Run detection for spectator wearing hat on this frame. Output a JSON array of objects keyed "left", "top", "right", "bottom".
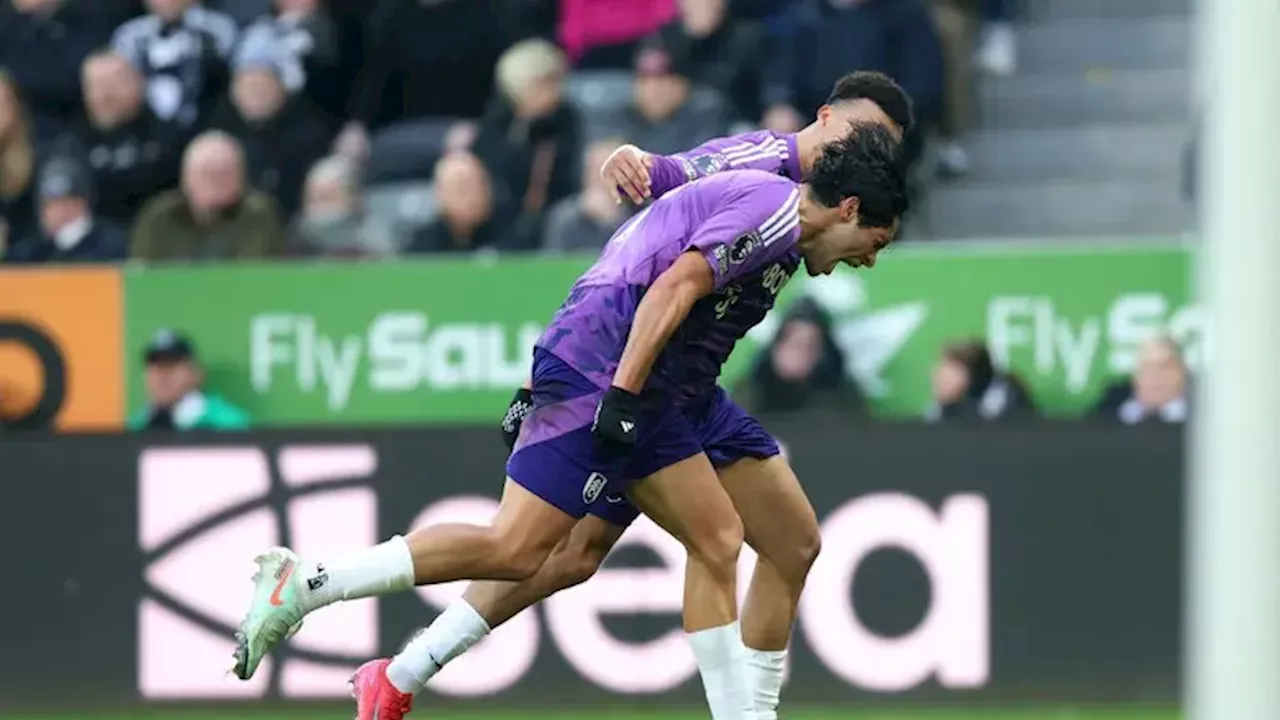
[
  {"left": 595, "top": 39, "right": 731, "bottom": 156},
  {"left": 130, "top": 130, "right": 286, "bottom": 260},
  {"left": 211, "top": 47, "right": 330, "bottom": 218},
  {"left": 237, "top": 0, "right": 361, "bottom": 134},
  {"left": 59, "top": 50, "right": 184, "bottom": 227},
  {"left": 4, "top": 156, "right": 127, "bottom": 263},
  {"left": 130, "top": 329, "right": 251, "bottom": 431}
]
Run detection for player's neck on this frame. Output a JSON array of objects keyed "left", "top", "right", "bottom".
[
  {"left": 794, "top": 125, "right": 822, "bottom": 175},
  {"left": 795, "top": 189, "right": 822, "bottom": 245}
]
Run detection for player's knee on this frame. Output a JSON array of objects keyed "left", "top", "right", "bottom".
[
  {"left": 551, "top": 547, "right": 606, "bottom": 591},
  {"left": 489, "top": 533, "right": 555, "bottom": 580},
  {"left": 687, "top": 514, "right": 745, "bottom": 573}
]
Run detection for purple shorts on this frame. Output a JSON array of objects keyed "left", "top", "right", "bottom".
[{"left": 506, "top": 349, "right": 780, "bottom": 526}]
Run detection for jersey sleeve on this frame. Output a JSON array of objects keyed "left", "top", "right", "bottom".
[
  {"left": 686, "top": 181, "right": 801, "bottom": 290},
  {"left": 647, "top": 131, "right": 792, "bottom": 199}
]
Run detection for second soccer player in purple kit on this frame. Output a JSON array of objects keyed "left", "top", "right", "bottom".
[{"left": 231, "top": 73, "right": 911, "bottom": 720}]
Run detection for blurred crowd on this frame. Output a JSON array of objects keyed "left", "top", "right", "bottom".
[
  {"left": 737, "top": 299, "right": 1192, "bottom": 426},
  {"left": 0, "top": 0, "right": 1019, "bottom": 263}
]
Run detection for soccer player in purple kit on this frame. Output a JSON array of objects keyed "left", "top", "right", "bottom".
[
  {"left": 231, "top": 124, "right": 907, "bottom": 720},
  {"left": 343, "top": 71, "right": 914, "bottom": 720}
]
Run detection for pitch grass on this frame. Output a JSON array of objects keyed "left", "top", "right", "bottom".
[{"left": 10, "top": 708, "right": 1182, "bottom": 720}]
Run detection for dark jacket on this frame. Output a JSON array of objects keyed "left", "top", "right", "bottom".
[
  {"left": 651, "top": 18, "right": 768, "bottom": 123},
  {"left": 472, "top": 98, "right": 584, "bottom": 220},
  {"left": 58, "top": 108, "right": 184, "bottom": 226},
  {"left": 211, "top": 97, "right": 332, "bottom": 219},
  {"left": 736, "top": 298, "right": 865, "bottom": 415},
  {"left": 0, "top": 0, "right": 118, "bottom": 143},
  {"left": 5, "top": 219, "right": 127, "bottom": 263},
  {"left": 349, "top": 0, "right": 512, "bottom": 129},
  {"left": 130, "top": 188, "right": 286, "bottom": 260},
  {"left": 1090, "top": 379, "right": 1190, "bottom": 425},
  {"left": 0, "top": 186, "right": 36, "bottom": 254}
]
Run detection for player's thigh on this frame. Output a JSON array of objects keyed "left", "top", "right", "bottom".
[
  {"left": 628, "top": 452, "right": 743, "bottom": 564},
  {"left": 491, "top": 478, "right": 581, "bottom": 560},
  {"left": 719, "top": 455, "right": 821, "bottom": 572}
]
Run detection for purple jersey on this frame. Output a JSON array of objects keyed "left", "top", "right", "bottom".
[
  {"left": 537, "top": 169, "right": 803, "bottom": 405},
  {"left": 647, "top": 130, "right": 803, "bottom": 200}
]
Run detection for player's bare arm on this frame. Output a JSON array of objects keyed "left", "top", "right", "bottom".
[
  {"left": 601, "top": 144, "right": 654, "bottom": 205},
  {"left": 611, "top": 251, "right": 715, "bottom": 392}
]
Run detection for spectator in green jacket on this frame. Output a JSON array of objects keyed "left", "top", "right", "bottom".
[{"left": 130, "top": 328, "right": 250, "bottom": 431}]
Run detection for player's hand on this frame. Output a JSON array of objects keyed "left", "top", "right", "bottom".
[
  {"left": 592, "top": 386, "right": 640, "bottom": 454},
  {"left": 600, "top": 144, "right": 654, "bottom": 206},
  {"left": 501, "top": 387, "right": 534, "bottom": 450}
]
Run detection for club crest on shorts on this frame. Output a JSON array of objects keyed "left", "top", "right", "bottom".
[
  {"left": 582, "top": 472, "right": 608, "bottom": 504},
  {"left": 729, "top": 232, "right": 761, "bottom": 264}
]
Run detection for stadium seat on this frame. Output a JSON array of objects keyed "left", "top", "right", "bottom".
[
  {"left": 364, "top": 181, "right": 439, "bottom": 247},
  {"left": 364, "top": 118, "right": 458, "bottom": 186},
  {"left": 564, "top": 71, "right": 633, "bottom": 114}
]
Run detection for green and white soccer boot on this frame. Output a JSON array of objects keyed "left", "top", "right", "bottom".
[{"left": 232, "top": 547, "right": 307, "bottom": 680}]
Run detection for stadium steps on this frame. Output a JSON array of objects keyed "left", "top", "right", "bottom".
[
  {"left": 963, "top": 121, "right": 1188, "bottom": 182},
  {"left": 1018, "top": 16, "right": 1191, "bottom": 75},
  {"left": 917, "top": 177, "right": 1193, "bottom": 239},
  {"left": 922, "top": 0, "right": 1193, "bottom": 239},
  {"left": 1024, "top": 0, "right": 1190, "bottom": 21},
  {"left": 979, "top": 68, "right": 1190, "bottom": 129}
]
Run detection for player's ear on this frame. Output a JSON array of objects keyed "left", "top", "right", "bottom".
[
  {"left": 840, "top": 196, "right": 860, "bottom": 223},
  {"left": 816, "top": 104, "right": 832, "bottom": 126}
]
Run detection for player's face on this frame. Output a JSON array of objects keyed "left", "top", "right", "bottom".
[
  {"left": 819, "top": 99, "right": 903, "bottom": 142},
  {"left": 802, "top": 216, "right": 897, "bottom": 276}
]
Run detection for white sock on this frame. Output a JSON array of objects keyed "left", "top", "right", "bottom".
[
  {"left": 386, "top": 599, "right": 492, "bottom": 694},
  {"left": 687, "top": 621, "right": 756, "bottom": 720},
  {"left": 298, "top": 535, "right": 416, "bottom": 612},
  {"left": 745, "top": 648, "right": 787, "bottom": 720}
]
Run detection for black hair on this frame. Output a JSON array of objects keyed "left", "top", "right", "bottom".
[
  {"left": 805, "top": 121, "right": 909, "bottom": 228},
  {"left": 826, "top": 71, "right": 915, "bottom": 133}
]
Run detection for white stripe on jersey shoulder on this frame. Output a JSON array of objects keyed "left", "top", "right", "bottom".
[
  {"left": 727, "top": 137, "right": 789, "bottom": 167},
  {"left": 758, "top": 187, "right": 801, "bottom": 246}
]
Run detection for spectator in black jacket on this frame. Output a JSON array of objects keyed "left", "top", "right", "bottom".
[
  {"left": 212, "top": 51, "right": 330, "bottom": 218},
  {"left": 61, "top": 50, "right": 183, "bottom": 226},
  {"left": 5, "top": 155, "right": 127, "bottom": 262},
  {"left": 0, "top": 0, "right": 118, "bottom": 145},
  {"left": 1091, "top": 335, "right": 1190, "bottom": 425},
  {"left": 649, "top": 0, "right": 768, "bottom": 123},
  {"left": 112, "top": 0, "right": 239, "bottom": 129},
  {"left": 408, "top": 151, "right": 514, "bottom": 254},
  {"left": 926, "top": 338, "right": 1034, "bottom": 422},
  {"left": 332, "top": 0, "right": 510, "bottom": 159},
  {"left": 471, "top": 38, "right": 583, "bottom": 249}
]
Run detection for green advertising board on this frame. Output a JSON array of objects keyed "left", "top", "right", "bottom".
[{"left": 124, "top": 241, "right": 1198, "bottom": 425}]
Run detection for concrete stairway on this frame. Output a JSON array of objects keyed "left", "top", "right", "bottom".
[{"left": 914, "top": 0, "right": 1194, "bottom": 239}]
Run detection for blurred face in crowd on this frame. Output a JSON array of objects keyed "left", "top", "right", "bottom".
[
  {"left": 83, "top": 54, "right": 144, "bottom": 130},
  {"left": 1133, "top": 337, "right": 1186, "bottom": 408},
  {"left": 435, "top": 152, "right": 492, "bottom": 232},
  {"left": 680, "top": 0, "right": 726, "bottom": 37},
  {"left": 303, "top": 168, "right": 356, "bottom": 221},
  {"left": 635, "top": 72, "right": 689, "bottom": 123},
  {"left": 146, "top": 0, "right": 191, "bottom": 21},
  {"left": 182, "top": 135, "right": 245, "bottom": 218},
  {"left": 817, "top": 99, "right": 903, "bottom": 144},
  {"left": 932, "top": 352, "right": 970, "bottom": 404},
  {"left": 771, "top": 320, "right": 823, "bottom": 383},
  {"left": 276, "top": 0, "right": 318, "bottom": 15},
  {"left": 145, "top": 359, "right": 201, "bottom": 408},
  {"left": 12, "top": 0, "right": 60, "bottom": 14},
  {"left": 39, "top": 196, "right": 89, "bottom": 236},
  {"left": 515, "top": 71, "right": 564, "bottom": 121},
  {"left": 232, "top": 69, "right": 287, "bottom": 122}
]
